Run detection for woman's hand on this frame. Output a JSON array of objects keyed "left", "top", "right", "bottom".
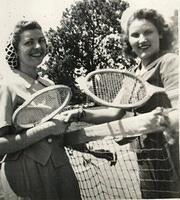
[
  {"left": 60, "top": 109, "right": 81, "bottom": 123},
  {"left": 48, "top": 114, "right": 69, "bottom": 135},
  {"left": 153, "top": 107, "right": 178, "bottom": 145}
]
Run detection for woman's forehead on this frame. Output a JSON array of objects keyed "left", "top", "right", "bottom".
[
  {"left": 128, "top": 19, "right": 157, "bottom": 31},
  {"left": 20, "top": 29, "right": 44, "bottom": 40}
]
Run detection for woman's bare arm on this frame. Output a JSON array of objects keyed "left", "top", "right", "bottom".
[
  {"left": 0, "top": 119, "right": 67, "bottom": 155},
  {"left": 63, "top": 106, "right": 125, "bottom": 124}
]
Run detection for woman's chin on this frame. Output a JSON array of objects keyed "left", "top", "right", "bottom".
[{"left": 31, "top": 58, "right": 44, "bottom": 66}]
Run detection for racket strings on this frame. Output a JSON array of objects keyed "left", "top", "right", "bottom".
[
  {"left": 15, "top": 88, "right": 70, "bottom": 126},
  {"left": 123, "top": 77, "right": 146, "bottom": 104},
  {"left": 89, "top": 73, "right": 123, "bottom": 102},
  {"left": 88, "top": 72, "right": 146, "bottom": 105}
]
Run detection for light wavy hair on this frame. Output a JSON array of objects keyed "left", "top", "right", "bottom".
[{"left": 121, "top": 8, "right": 174, "bottom": 57}]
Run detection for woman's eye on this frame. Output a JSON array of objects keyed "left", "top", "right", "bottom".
[
  {"left": 130, "top": 33, "right": 139, "bottom": 38},
  {"left": 144, "top": 30, "right": 153, "bottom": 35},
  {"left": 24, "top": 40, "right": 33, "bottom": 46}
]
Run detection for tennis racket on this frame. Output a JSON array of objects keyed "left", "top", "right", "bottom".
[
  {"left": 64, "top": 108, "right": 177, "bottom": 146},
  {"left": 78, "top": 69, "right": 165, "bottom": 109},
  {"left": 12, "top": 85, "right": 72, "bottom": 129}
]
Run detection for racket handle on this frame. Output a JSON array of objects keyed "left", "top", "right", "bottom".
[
  {"left": 64, "top": 108, "right": 178, "bottom": 146},
  {"left": 163, "top": 129, "right": 176, "bottom": 145},
  {"left": 162, "top": 108, "right": 178, "bottom": 145}
]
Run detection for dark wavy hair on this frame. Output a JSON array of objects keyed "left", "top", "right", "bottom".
[
  {"left": 12, "top": 20, "right": 42, "bottom": 51},
  {"left": 5, "top": 20, "right": 44, "bottom": 69},
  {"left": 124, "top": 8, "right": 174, "bottom": 58}
]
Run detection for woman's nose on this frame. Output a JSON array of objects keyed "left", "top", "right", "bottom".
[
  {"left": 139, "top": 34, "right": 147, "bottom": 43},
  {"left": 34, "top": 42, "right": 41, "bottom": 49}
]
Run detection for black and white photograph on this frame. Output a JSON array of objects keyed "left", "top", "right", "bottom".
[{"left": 0, "top": 0, "right": 179, "bottom": 199}]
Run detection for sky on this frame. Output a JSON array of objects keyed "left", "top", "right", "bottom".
[{"left": 0, "top": 0, "right": 179, "bottom": 69}]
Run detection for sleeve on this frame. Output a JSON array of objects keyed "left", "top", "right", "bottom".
[
  {"left": 0, "top": 83, "right": 16, "bottom": 129},
  {"left": 159, "top": 53, "right": 179, "bottom": 108}
]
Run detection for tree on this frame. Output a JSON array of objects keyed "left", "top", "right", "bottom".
[
  {"left": 44, "top": 0, "right": 134, "bottom": 104},
  {"left": 169, "top": 9, "right": 178, "bottom": 54}
]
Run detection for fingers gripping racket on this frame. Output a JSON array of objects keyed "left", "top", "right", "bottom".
[
  {"left": 12, "top": 85, "right": 72, "bottom": 128},
  {"left": 79, "top": 69, "right": 165, "bottom": 109}
]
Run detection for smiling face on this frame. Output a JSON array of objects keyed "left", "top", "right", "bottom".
[
  {"left": 17, "top": 29, "right": 47, "bottom": 70},
  {"left": 128, "top": 19, "right": 161, "bottom": 66}
]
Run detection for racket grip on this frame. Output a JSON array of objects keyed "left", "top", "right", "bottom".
[
  {"left": 161, "top": 108, "right": 178, "bottom": 145},
  {"left": 64, "top": 111, "right": 164, "bottom": 146},
  {"left": 163, "top": 130, "right": 176, "bottom": 145},
  {"left": 64, "top": 108, "right": 178, "bottom": 146}
]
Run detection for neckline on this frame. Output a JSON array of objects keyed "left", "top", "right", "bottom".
[{"left": 13, "top": 69, "right": 39, "bottom": 89}]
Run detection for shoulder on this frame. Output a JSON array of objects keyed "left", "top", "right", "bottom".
[
  {"left": 0, "top": 71, "right": 28, "bottom": 99},
  {"left": 160, "top": 53, "right": 178, "bottom": 60},
  {"left": 158, "top": 53, "right": 178, "bottom": 68},
  {"left": 0, "top": 70, "right": 16, "bottom": 90},
  {"left": 0, "top": 78, "right": 18, "bottom": 100},
  {"left": 158, "top": 53, "right": 179, "bottom": 105},
  {"left": 0, "top": 79, "right": 18, "bottom": 110},
  {"left": 156, "top": 53, "right": 179, "bottom": 78},
  {"left": 2, "top": 69, "right": 22, "bottom": 84}
]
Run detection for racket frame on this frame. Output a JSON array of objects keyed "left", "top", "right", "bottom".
[
  {"left": 81, "top": 69, "right": 165, "bottom": 109},
  {"left": 12, "top": 85, "right": 72, "bottom": 128}
]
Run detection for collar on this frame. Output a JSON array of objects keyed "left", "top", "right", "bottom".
[
  {"left": 12, "top": 70, "right": 54, "bottom": 88},
  {"left": 13, "top": 69, "right": 36, "bottom": 89},
  {"left": 133, "top": 54, "right": 166, "bottom": 74}
]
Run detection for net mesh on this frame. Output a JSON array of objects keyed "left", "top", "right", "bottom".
[
  {"left": 87, "top": 72, "right": 146, "bottom": 105},
  {"left": 66, "top": 119, "right": 179, "bottom": 199},
  {"left": 62, "top": 69, "right": 179, "bottom": 198},
  {"left": 15, "top": 87, "right": 70, "bottom": 126},
  {"left": 9, "top": 79, "right": 179, "bottom": 199},
  {"left": 66, "top": 138, "right": 141, "bottom": 199}
]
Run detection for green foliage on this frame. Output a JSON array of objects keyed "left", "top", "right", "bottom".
[{"left": 44, "top": 0, "right": 135, "bottom": 104}]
